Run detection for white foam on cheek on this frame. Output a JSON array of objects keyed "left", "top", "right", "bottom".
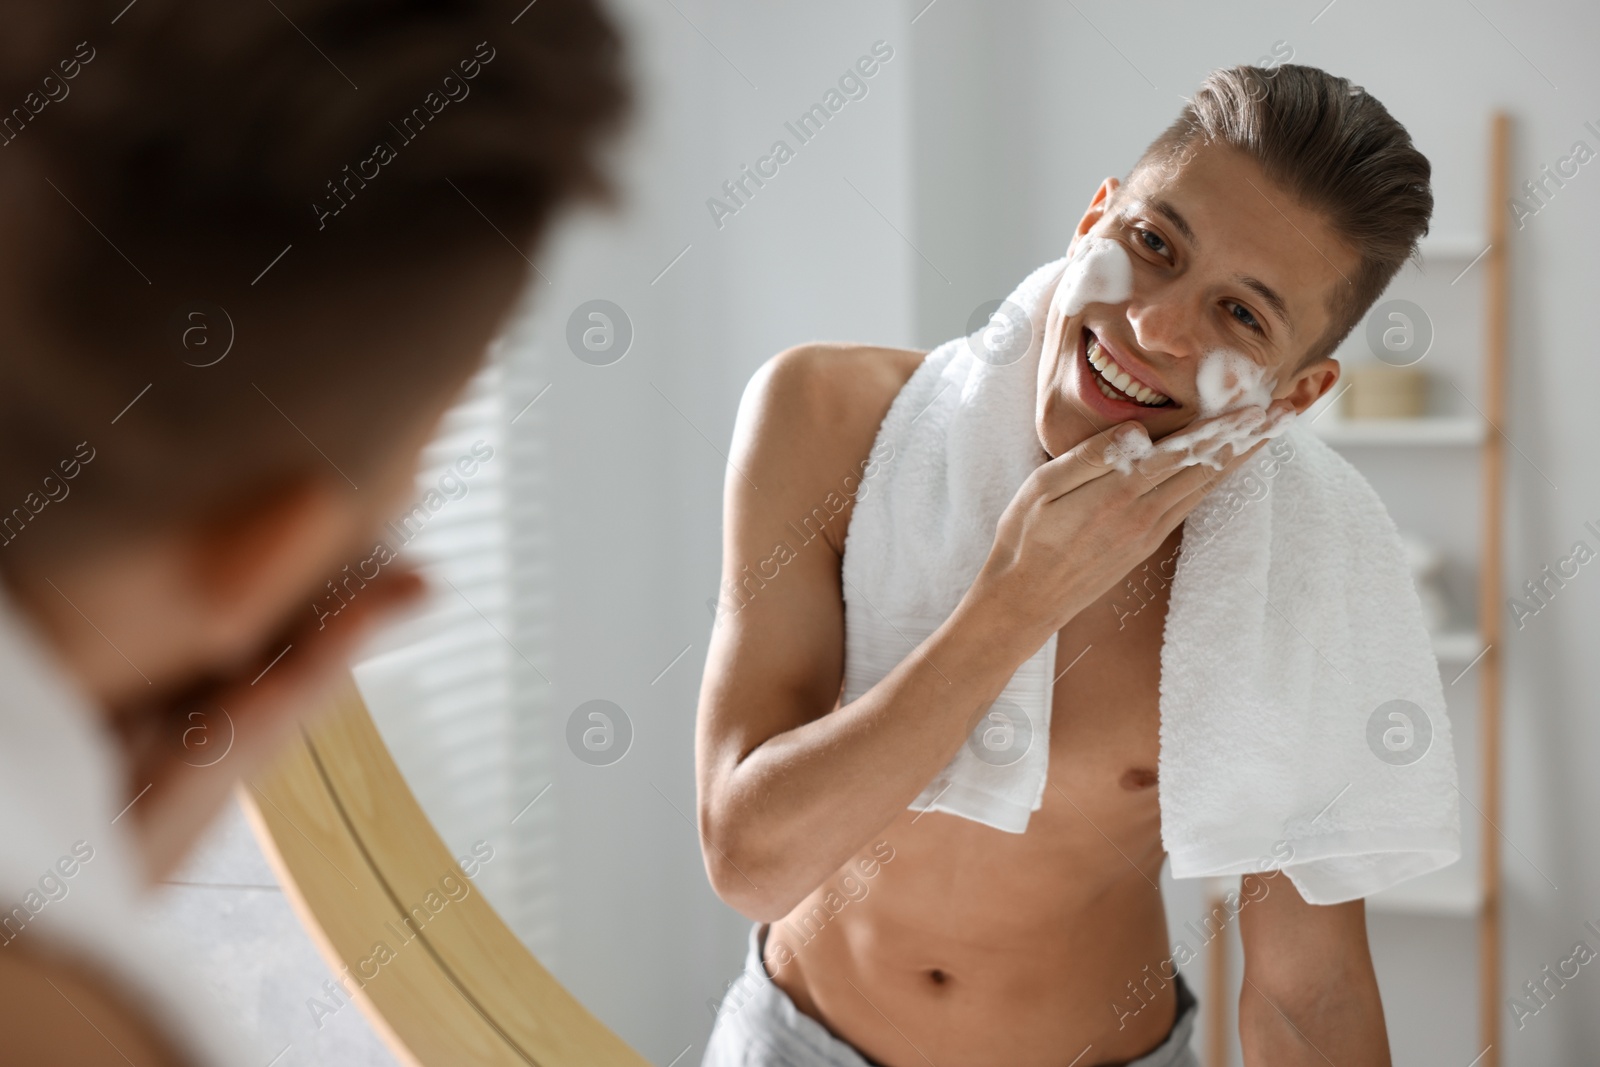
[
  {"left": 1058, "top": 236, "right": 1134, "bottom": 317},
  {"left": 1195, "top": 347, "right": 1275, "bottom": 417}
]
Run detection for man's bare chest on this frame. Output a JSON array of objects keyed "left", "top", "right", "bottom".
[{"left": 1045, "top": 541, "right": 1178, "bottom": 796}]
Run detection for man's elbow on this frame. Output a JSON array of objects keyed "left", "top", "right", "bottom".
[
  {"left": 704, "top": 849, "right": 789, "bottom": 924},
  {"left": 698, "top": 797, "right": 793, "bottom": 923}
]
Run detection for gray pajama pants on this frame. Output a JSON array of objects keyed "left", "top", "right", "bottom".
[{"left": 701, "top": 921, "right": 1201, "bottom": 1067}]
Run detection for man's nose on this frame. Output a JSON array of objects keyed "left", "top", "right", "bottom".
[{"left": 1124, "top": 287, "right": 1206, "bottom": 362}]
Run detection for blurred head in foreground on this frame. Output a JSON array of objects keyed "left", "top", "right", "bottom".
[{"left": 0, "top": 0, "right": 629, "bottom": 881}]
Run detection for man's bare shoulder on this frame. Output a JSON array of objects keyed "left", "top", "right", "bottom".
[
  {"left": 798, "top": 340, "right": 927, "bottom": 393},
  {"left": 736, "top": 342, "right": 924, "bottom": 550},
  {"left": 0, "top": 945, "right": 191, "bottom": 1065},
  {"left": 744, "top": 341, "right": 925, "bottom": 459}
]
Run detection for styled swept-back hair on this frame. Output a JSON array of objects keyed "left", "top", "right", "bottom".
[{"left": 1131, "top": 64, "right": 1433, "bottom": 367}]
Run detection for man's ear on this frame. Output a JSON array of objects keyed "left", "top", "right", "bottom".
[
  {"left": 1067, "top": 177, "right": 1120, "bottom": 254},
  {"left": 181, "top": 476, "right": 355, "bottom": 667},
  {"left": 1281, "top": 356, "right": 1341, "bottom": 415}
]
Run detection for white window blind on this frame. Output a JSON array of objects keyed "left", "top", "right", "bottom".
[{"left": 351, "top": 352, "right": 557, "bottom": 951}]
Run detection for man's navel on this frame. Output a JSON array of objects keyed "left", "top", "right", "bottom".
[{"left": 1119, "top": 767, "right": 1159, "bottom": 791}]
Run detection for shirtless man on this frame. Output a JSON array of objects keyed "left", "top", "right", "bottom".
[{"left": 697, "top": 65, "right": 1434, "bottom": 1066}]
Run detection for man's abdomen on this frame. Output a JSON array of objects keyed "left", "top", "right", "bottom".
[{"left": 764, "top": 789, "right": 1178, "bottom": 1067}]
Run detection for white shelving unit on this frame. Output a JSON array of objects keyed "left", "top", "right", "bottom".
[{"left": 1309, "top": 414, "right": 1486, "bottom": 446}]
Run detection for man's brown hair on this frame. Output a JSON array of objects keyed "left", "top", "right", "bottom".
[
  {"left": 1131, "top": 64, "right": 1433, "bottom": 368},
  {"left": 0, "top": 0, "right": 630, "bottom": 566}
]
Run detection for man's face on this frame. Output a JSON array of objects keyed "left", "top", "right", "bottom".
[{"left": 1036, "top": 142, "right": 1354, "bottom": 458}]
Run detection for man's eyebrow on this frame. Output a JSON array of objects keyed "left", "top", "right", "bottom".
[
  {"left": 1136, "top": 196, "right": 1293, "bottom": 336},
  {"left": 1150, "top": 198, "right": 1198, "bottom": 247},
  {"left": 1240, "top": 276, "right": 1292, "bottom": 334}
]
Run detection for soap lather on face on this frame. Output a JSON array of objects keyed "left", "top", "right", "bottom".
[
  {"left": 1050, "top": 238, "right": 1294, "bottom": 475},
  {"left": 1099, "top": 350, "right": 1292, "bottom": 475},
  {"left": 1058, "top": 235, "right": 1135, "bottom": 317},
  {"left": 1196, "top": 347, "right": 1275, "bottom": 417}
]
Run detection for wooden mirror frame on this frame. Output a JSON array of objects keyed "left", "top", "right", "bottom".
[{"left": 241, "top": 674, "right": 649, "bottom": 1067}]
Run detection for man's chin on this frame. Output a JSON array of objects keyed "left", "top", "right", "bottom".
[
  {"left": 1037, "top": 396, "right": 1106, "bottom": 459},
  {"left": 1045, "top": 385, "right": 1197, "bottom": 459}
]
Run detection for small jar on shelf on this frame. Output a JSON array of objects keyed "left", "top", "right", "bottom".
[{"left": 1342, "top": 361, "right": 1429, "bottom": 419}]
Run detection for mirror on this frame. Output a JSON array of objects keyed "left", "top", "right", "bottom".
[{"left": 249, "top": 4, "right": 1587, "bottom": 1067}]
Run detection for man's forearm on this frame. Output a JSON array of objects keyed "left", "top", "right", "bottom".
[
  {"left": 1239, "top": 966, "right": 1391, "bottom": 1066},
  {"left": 1236, "top": 876, "right": 1391, "bottom": 1066},
  {"left": 708, "top": 593, "right": 1050, "bottom": 920}
]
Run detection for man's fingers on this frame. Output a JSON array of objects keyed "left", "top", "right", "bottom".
[
  {"left": 1130, "top": 403, "right": 1288, "bottom": 483},
  {"left": 1150, "top": 435, "right": 1272, "bottom": 532},
  {"left": 1134, "top": 401, "right": 1293, "bottom": 489},
  {"left": 1033, "top": 421, "right": 1156, "bottom": 499},
  {"left": 1036, "top": 401, "right": 1293, "bottom": 503}
]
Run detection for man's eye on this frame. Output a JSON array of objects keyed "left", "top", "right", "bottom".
[
  {"left": 1229, "top": 301, "right": 1263, "bottom": 333},
  {"left": 1137, "top": 228, "right": 1168, "bottom": 255}
]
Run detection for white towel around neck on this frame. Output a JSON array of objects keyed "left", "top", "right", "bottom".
[{"left": 839, "top": 255, "right": 1461, "bottom": 905}]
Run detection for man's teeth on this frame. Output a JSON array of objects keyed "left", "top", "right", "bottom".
[{"left": 1087, "top": 334, "right": 1169, "bottom": 406}]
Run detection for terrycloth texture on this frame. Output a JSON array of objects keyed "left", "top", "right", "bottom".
[
  {"left": 839, "top": 256, "right": 1461, "bottom": 904},
  {"left": 840, "top": 259, "right": 1066, "bottom": 833}
]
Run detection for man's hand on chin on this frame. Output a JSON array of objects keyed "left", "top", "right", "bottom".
[
  {"left": 108, "top": 566, "right": 426, "bottom": 886},
  {"left": 1238, "top": 870, "right": 1392, "bottom": 1066}
]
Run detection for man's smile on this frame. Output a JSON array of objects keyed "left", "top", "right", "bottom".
[{"left": 1076, "top": 325, "right": 1175, "bottom": 412}]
